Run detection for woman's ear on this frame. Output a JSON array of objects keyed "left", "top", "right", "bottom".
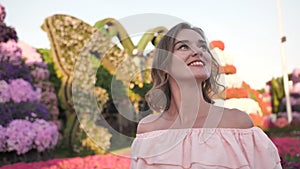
[{"left": 165, "top": 73, "right": 169, "bottom": 80}]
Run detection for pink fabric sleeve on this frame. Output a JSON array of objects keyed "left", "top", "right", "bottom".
[{"left": 130, "top": 127, "right": 282, "bottom": 169}]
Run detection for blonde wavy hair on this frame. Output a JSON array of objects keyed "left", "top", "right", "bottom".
[{"left": 145, "top": 22, "right": 223, "bottom": 112}]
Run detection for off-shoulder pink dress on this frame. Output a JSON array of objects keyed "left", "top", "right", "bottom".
[{"left": 130, "top": 127, "right": 282, "bottom": 169}]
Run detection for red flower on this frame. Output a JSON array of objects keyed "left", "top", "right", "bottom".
[
  {"left": 272, "top": 137, "right": 300, "bottom": 157},
  {"left": 210, "top": 40, "right": 225, "bottom": 50},
  {"left": 219, "top": 65, "right": 236, "bottom": 74},
  {"left": 1, "top": 154, "right": 131, "bottom": 169},
  {"left": 249, "top": 113, "right": 265, "bottom": 129},
  {"left": 224, "top": 88, "right": 248, "bottom": 99},
  {"left": 274, "top": 117, "right": 289, "bottom": 128}
]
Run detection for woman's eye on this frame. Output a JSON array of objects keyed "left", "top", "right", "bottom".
[
  {"left": 199, "top": 45, "right": 207, "bottom": 51},
  {"left": 178, "top": 44, "right": 189, "bottom": 50}
]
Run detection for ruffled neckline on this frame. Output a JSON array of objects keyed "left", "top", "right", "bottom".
[
  {"left": 136, "top": 126, "right": 260, "bottom": 138},
  {"left": 131, "top": 126, "right": 281, "bottom": 169}
]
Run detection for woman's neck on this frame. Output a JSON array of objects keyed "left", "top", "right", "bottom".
[{"left": 164, "top": 77, "right": 210, "bottom": 124}]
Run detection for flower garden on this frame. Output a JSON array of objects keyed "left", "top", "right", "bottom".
[{"left": 1, "top": 3, "right": 300, "bottom": 169}]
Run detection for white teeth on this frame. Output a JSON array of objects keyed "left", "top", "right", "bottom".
[{"left": 190, "top": 61, "right": 204, "bottom": 66}]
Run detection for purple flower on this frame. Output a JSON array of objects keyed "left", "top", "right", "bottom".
[
  {"left": 0, "top": 125, "right": 6, "bottom": 152},
  {"left": 30, "top": 67, "right": 50, "bottom": 81},
  {"left": 291, "top": 68, "right": 300, "bottom": 84},
  {"left": 5, "top": 119, "right": 35, "bottom": 154},
  {"left": 0, "top": 104, "right": 13, "bottom": 126},
  {"left": 0, "top": 101, "right": 50, "bottom": 126},
  {"left": 40, "top": 90, "right": 58, "bottom": 107},
  {"left": 32, "top": 119, "right": 59, "bottom": 152},
  {"left": 0, "top": 80, "right": 10, "bottom": 103},
  {"left": 0, "top": 61, "right": 33, "bottom": 83},
  {"left": 11, "top": 102, "right": 50, "bottom": 122},
  {"left": 0, "top": 22, "right": 18, "bottom": 43},
  {"left": 1, "top": 119, "right": 59, "bottom": 154},
  {"left": 37, "top": 81, "right": 56, "bottom": 93},
  {"left": 0, "top": 3, "right": 6, "bottom": 23},
  {"left": 0, "top": 40, "right": 22, "bottom": 65},
  {"left": 9, "top": 78, "right": 41, "bottom": 103}
]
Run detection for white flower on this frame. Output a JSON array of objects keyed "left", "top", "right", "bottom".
[
  {"left": 214, "top": 98, "right": 263, "bottom": 116},
  {"left": 219, "top": 74, "right": 243, "bottom": 88},
  {"left": 212, "top": 48, "right": 234, "bottom": 66}
]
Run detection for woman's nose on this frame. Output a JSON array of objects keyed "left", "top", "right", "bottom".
[{"left": 191, "top": 48, "right": 203, "bottom": 57}]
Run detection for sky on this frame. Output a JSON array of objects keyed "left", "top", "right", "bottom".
[{"left": 1, "top": 0, "right": 299, "bottom": 89}]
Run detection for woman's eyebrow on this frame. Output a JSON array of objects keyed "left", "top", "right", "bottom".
[
  {"left": 198, "top": 40, "right": 206, "bottom": 44},
  {"left": 174, "top": 40, "right": 189, "bottom": 46}
]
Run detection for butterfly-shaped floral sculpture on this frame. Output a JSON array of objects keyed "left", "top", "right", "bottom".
[{"left": 42, "top": 14, "right": 167, "bottom": 153}]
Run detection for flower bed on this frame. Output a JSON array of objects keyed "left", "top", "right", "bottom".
[
  {"left": 0, "top": 3, "right": 60, "bottom": 166},
  {"left": 272, "top": 137, "right": 300, "bottom": 168},
  {"left": 0, "top": 154, "right": 130, "bottom": 169},
  {"left": 272, "top": 137, "right": 300, "bottom": 158},
  {"left": 1, "top": 136, "right": 300, "bottom": 169}
]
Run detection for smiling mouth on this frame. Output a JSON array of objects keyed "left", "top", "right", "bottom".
[{"left": 188, "top": 61, "right": 204, "bottom": 66}]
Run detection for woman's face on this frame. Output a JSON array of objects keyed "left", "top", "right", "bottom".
[{"left": 169, "top": 29, "right": 212, "bottom": 82}]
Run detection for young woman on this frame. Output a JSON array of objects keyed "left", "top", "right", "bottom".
[{"left": 130, "top": 22, "right": 282, "bottom": 169}]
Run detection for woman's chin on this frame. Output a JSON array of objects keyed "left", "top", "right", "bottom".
[
  {"left": 177, "top": 74, "right": 209, "bottom": 83},
  {"left": 192, "top": 72, "right": 210, "bottom": 80}
]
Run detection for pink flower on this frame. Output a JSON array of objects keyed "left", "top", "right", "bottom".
[
  {"left": 5, "top": 120, "right": 35, "bottom": 154},
  {"left": 0, "top": 40, "right": 22, "bottom": 65},
  {"left": 292, "top": 83, "right": 300, "bottom": 94},
  {"left": 0, "top": 80, "right": 10, "bottom": 103},
  {"left": 1, "top": 154, "right": 131, "bottom": 169},
  {"left": 17, "top": 40, "right": 43, "bottom": 66},
  {"left": 1, "top": 119, "right": 59, "bottom": 154},
  {"left": 36, "top": 81, "right": 56, "bottom": 93},
  {"left": 9, "top": 78, "right": 41, "bottom": 103},
  {"left": 274, "top": 117, "right": 289, "bottom": 128},
  {"left": 32, "top": 119, "right": 59, "bottom": 152},
  {"left": 31, "top": 67, "right": 50, "bottom": 81},
  {"left": 272, "top": 137, "right": 300, "bottom": 157}
]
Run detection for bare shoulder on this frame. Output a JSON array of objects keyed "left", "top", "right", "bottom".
[
  {"left": 136, "top": 113, "right": 162, "bottom": 134},
  {"left": 220, "top": 108, "right": 254, "bottom": 129}
]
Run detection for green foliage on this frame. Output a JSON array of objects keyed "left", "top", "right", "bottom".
[
  {"left": 59, "top": 113, "right": 109, "bottom": 157},
  {"left": 283, "top": 153, "right": 300, "bottom": 163},
  {"left": 257, "top": 88, "right": 265, "bottom": 94},
  {"left": 131, "top": 83, "right": 152, "bottom": 97},
  {"left": 271, "top": 77, "right": 285, "bottom": 114},
  {"left": 37, "top": 48, "right": 62, "bottom": 95},
  {"left": 95, "top": 64, "right": 136, "bottom": 102},
  {"left": 95, "top": 64, "right": 120, "bottom": 94},
  {"left": 37, "top": 48, "right": 67, "bottom": 127},
  {"left": 266, "top": 125, "right": 300, "bottom": 138}
]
